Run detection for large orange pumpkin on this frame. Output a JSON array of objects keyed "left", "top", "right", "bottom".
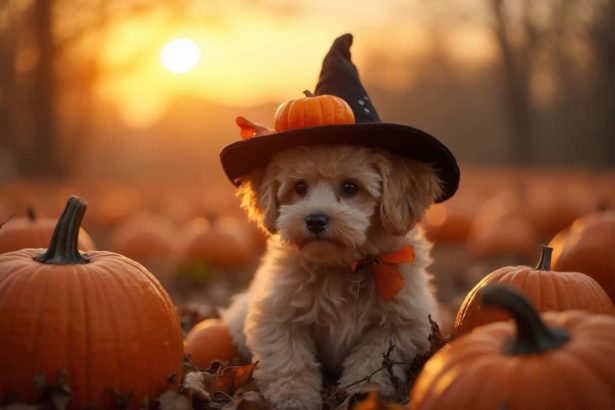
[
  {"left": 0, "top": 207, "right": 96, "bottom": 254},
  {"left": 411, "top": 286, "right": 615, "bottom": 410},
  {"left": 0, "top": 197, "right": 183, "bottom": 408},
  {"left": 455, "top": 245, "right": 614, "bottom": 336},
  {"left": 274, "top": 90, "right": 354, "bottom": 132},
  {"left": 550, "top": 211, "right": 615, "bottom": 303},
  {"left": 184, "top": 319, "right": 241, "bottom": 369}
]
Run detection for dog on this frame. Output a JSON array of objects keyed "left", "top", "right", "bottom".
[{"left": 220, "top": 143, "right": 444, "bottom": 410}]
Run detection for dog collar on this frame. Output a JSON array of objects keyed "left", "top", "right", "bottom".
[{"left": 350, "top": 245, "right": 415, "bottom": 301}]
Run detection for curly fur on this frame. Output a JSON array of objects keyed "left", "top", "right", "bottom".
[{"left": 221, "top": 145, "right": 443, "bottom": 410}]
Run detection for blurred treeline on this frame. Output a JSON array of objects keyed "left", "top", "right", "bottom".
[{"left": 0, "top": 0, "right": 613, "bottom": 183}]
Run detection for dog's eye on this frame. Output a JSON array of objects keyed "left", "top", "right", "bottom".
[
  {"left": 341, "top": 181, "right": 359, "bottom": 196},
  {"left": 294, "top": 180, "right": 308, "bottom": 195}
]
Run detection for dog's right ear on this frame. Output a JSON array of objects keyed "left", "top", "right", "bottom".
[{"left": 237, "top": 168, "right": 279, "bottom": 234}]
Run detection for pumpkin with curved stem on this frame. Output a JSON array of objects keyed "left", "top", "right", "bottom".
[
  {"left": 0, "top": 206, "right": 96, "bottom": 254},
  {"left": 550, "top": 210, "right": 615, "bottom": 303},
  {"left": 0, "top": 196, "right": 183, "bottom": 408},
  {"left": 411, "top": 285, "right": 615, "bottom": 410},
  {"left": 274, "top": 90, "right": 355, "bottom": 132},
  {"left": 455, "top": 245, "right": 614, "bottom": 336}
]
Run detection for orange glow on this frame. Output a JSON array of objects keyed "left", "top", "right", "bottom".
[{"left": 94, "top": 5, "right": 497, "bottom": 129}]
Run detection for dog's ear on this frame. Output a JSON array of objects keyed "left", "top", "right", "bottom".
[
  {"left": 374, "top": 155, "right": 443, "bottom": 235},
  {"left": 237, "top": 168, "right": 280, "bottom": 234}
]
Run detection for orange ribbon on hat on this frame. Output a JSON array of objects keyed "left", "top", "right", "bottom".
[{"left": 350, "top": 245, "right": 415, "bottom": 301}]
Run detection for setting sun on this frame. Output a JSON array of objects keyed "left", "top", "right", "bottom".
[{"left": 160, "top": 38, "right": 201, "bottom": 74}]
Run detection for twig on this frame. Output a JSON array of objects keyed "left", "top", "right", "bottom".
[{"left": 341, "top": 344, "right": 402, "bottom": 390}]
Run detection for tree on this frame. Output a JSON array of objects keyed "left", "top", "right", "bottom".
[{"left": 0, "top": 0, "right": 185, "bottom": 178}]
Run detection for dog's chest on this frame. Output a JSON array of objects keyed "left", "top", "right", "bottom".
[{"left": 296, "top": 271, "right": 382, "bottom": 374}]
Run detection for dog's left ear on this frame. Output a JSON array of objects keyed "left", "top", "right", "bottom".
[
  {"left": 237, "top": 168, "right": 280, "bottom": 234},
  {"left": 374, "top": 155, "right": 443, "bottom": 235}
]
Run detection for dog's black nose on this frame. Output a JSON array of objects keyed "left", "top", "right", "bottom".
[{"left": 305, "top": 214, "right": 329, "bottom": 233}]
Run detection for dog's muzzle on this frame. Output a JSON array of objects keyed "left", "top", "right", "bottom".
[{"left": 305, "top": 213, "right": 329, "bottom": 233}]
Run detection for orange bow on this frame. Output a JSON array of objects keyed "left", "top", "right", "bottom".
[{"left": 350, "top": 246, "right": 415, "bottom": 301}]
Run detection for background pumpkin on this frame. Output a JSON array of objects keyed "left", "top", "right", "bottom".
[
  {"left": 0, "top": 197, "right": 184, "bottom": 409},
  {"left": 550, "top": 210, "right": 615, "bottom": 303},
  {"left": 274, "top": 90, "right": 355, "bottom": 131},
  {"left": 0, "top": 207, "right": 96, "bottom": 254},
  {"left": 455, "top": 245, "right": 614, "bottom": 336},
  {"left": 181, "top": 216, "right": 256, "bottom": 270},
  {"left": 411, "top": 285, "right": 615, "bottom": 410},
  {"left": 466, "top": 191, "right": 539, "bottom": 260}
]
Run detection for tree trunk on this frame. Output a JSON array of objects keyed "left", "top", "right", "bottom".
[
  {"left": 492, "top": 0, "right": 535, "bottom": 164},
  {"left": 592, "top": 0, "right": 615, "bottom": 166},
  {"left": 30, "top": 0, "right": 61, "bottom": 177}
]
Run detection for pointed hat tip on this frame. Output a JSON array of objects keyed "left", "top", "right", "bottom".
[{"left": 331, "top": 33, "right": 353, "bottom": 57}]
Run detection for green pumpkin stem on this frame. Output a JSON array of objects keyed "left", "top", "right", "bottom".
[
  {"left": 34, "top": 196, "right": 90, "bottom": 265},
  {"left": 535, "top": 245, "right": 553, "bottom": 271},
  {"left": 481, "top": 285, "right": 570, "bottom": 355},
  {"left": 303, "top": 90, "right": 314, "bottom": 97}
]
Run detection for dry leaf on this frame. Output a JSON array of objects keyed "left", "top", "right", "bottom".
[
  {"left": 203, "top": 362, "right": 258, "bottom": 395},
  {"left": 183, "top": 371, "right": 211, "bottom": 402}
]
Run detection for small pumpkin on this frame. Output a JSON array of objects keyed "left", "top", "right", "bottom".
[
  {"left": 0, "top": 206, "right": 96, "bottom": 254},
  {"left": 274, "top": 90, "right": 354, "bottom": 132},
  {"left": 550, "top": 211, "right": 615, "bottom": 303},
  {"left": 0, "top": 197, "right": 183, "bottom": 408},
  {"left": 184, "top": 319, "right": 241, "bottom": 369},
  {"left": 411, "top": 285, "right": 615, "bottom": 410},
  {"left": 455, "top": 245, "right": 614, "bottom": 336}
]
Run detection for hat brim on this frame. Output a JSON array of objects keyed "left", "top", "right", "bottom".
[{"left": 220, "top": 123, "right": 459, "bottom": 203}]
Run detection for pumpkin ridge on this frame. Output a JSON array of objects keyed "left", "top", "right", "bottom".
[
  {"left": 29, "top": 264, "right": 54, "bottom": 395},
  {"left": 93, "top": 262, "right": 126, "bottom": 400},
  {"left": 106, "top": 257, "right": 152, "bottom": 398},
  {"left": 73, "top": 260, "right": 93, "bottom": 403},
  {"left": 4, "top": 262, "right": 42, "bottom": 399}
]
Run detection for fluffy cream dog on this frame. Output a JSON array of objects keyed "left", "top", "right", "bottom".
[{"left": 220, "top": 143, "right": 443, "bottom": 410}]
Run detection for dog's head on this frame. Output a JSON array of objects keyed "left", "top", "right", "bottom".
[{"left": 237, "top": 145, "right": 442, "bottom": 265}]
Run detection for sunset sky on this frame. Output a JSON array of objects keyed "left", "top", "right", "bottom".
[{"left": 95, "top": 0, "right": 496, "bottom": 128}]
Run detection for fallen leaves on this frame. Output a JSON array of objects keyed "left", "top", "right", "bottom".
[{"left": 159, "top": 361, "right": 264, "bottom": 410}]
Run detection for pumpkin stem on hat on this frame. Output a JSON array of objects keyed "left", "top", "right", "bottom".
[
  {"left": 481, "top": 285, "right": 570, "bottom": 355},
  {"left": 303, "top": 90, "right": 314, "bottom": 97},
  {"left": 535, "top": 245, "right": 553, "bottom": 271},
  {"left": 34, "top": 196, "right": 90, "bottom": 265}
]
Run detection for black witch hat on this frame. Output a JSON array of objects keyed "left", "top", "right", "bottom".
[{"left": 220, "top": 33, "right": 459, "bottom": 202}]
